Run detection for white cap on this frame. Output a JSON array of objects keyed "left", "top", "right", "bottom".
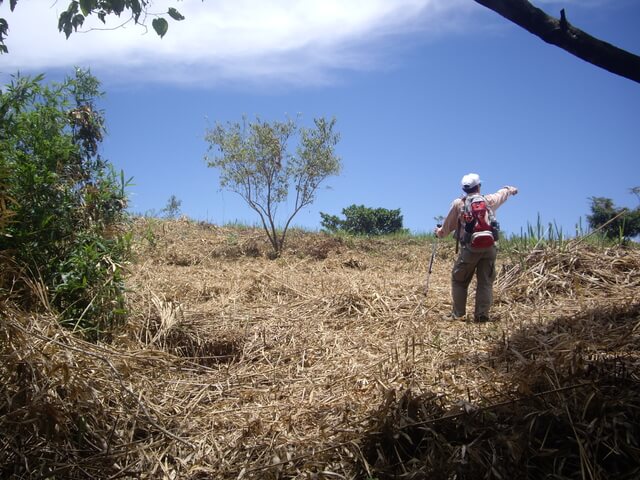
[{"left": 461, "top": 173, "right": 481, "bottom": 192}]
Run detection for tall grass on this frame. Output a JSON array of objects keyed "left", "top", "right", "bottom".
[
  {"left": 499, "top": 213, "right": 634, "bottom": 262},
  {"left": 501, "top": 213, "right": 566, "bottom": 252}
]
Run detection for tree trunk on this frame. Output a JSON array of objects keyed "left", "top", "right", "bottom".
[{"left": 474, "top": 0, "right": 640, "bottom": 84}]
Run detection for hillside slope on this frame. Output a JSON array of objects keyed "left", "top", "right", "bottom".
[{"left": 2, "top": 218, "right": 639, "bottom": 479}]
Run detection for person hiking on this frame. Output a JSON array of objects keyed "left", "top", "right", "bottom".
[{"left": 435, "top": 173, "right": 518, "bottom": 322}]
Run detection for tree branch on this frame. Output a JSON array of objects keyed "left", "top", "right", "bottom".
[{"left": 474, "top": 0, "right": 640, "bottom": 84}]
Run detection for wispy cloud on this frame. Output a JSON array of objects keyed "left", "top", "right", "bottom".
[{"left": 2, "top": 0, "right": 472, "bottom": 86}]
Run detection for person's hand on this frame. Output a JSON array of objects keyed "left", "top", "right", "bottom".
[{"left": 504, "top": 185, "right": 518, "bottom": 195}]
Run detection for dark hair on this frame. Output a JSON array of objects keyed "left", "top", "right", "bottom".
[{"left": 463, "top": 184, "right": 480, "bottom": 194}]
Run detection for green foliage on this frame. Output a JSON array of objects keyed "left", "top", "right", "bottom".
[
  {"left": 587, "top": 194, "right": 640, "bottom": 241},
  {"left": 152, "top": 17, "right": 169, "bottom": 38},
  {"left": 0, "top": 0, "right": 17, "bottom": 54},
  {"left": 54, "top": 232, "right": 130, "bottom": 334},
  {"left": 497, "top": 214, "right": 572, "bottom": 262},
  {"left": 0, "top": 69, "right": 130, "bottom": 340},
  {"left": 205, "top": 115, "right": 341, "bottom": 256},
  {"left": 167, "top": 7, "right": 185, "bottom": 21},
  {"left": 320, "top": 204, "right": 405, "bottom": 236},
  {"left": 1, "top": 0, "right": 185, "bottom": 53}
]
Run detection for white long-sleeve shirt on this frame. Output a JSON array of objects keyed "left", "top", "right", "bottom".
[{"left": 436, "top": 186, "right": 518, "bottom": 239}]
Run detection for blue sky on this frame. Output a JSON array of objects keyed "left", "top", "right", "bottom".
[{"left": 2, "top": 0, "right": 639, "bottom": 235}]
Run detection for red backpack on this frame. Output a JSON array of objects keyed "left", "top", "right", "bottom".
[{"left": 461, "top": 195, "right": 499, "bottom": 249}]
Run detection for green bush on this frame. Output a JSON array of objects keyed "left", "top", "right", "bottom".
[
  {"left": 587, "top": 196, "right": 640, "bottom": 241},
  {"left": 0, "top": 69, "right": 130, "bottom": 340},
  {"left": 320, "top": 204, "right": 405, "bottom": 236}
]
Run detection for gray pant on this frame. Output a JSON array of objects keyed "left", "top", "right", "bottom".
[{"left": 451, "top": 245, "right": 497, "bottom": 318}]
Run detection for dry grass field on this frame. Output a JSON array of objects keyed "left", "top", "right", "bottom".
[{"left": 2, "top": 217, "right": 640, "bottom": 479}]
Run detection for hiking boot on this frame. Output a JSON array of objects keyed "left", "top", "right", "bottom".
[
  {"left": 474, "top": 314, "right": 490, "bottom": 323},
  {"left": 443, "top": 312, "right": 464, "bottom": 321}
]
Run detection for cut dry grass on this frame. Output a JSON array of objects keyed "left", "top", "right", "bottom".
[
  {"left": 496, "top": 242, "right": 640, "bottom": 302},
  {"left": 1, "top": 218, "right": 639, "bottom": 479},
  {"left": 362, "top": 302, "right": 640, "bottom": 479}
]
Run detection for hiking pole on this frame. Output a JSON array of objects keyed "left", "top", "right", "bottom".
[{"left": 425, "top": 224, "right": 441, "bottom": 297}]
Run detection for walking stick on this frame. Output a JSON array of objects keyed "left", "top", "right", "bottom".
[{"left": 425, "top": 224, "right": 441, "bottom": 297}]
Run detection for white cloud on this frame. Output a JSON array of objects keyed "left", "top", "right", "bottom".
[{"left": 1, "top": 0, "right": 472, "bottom": 87}]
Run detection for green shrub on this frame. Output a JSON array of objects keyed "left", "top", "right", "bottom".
[
  {"left": 320, "top": 204, "right": 405, "bottom": 236},
  {"left": 0, "top": 69, "right": 130, "bottom": 340},
  {"left": 587, "top": 196, "right": 640, "bottom": 241}
]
